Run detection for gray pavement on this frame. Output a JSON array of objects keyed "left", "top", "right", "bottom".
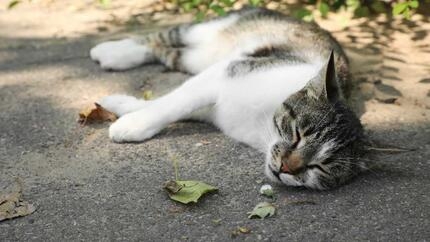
[{"left": 0, "top": 16, "right": 430, "bottom": 242}]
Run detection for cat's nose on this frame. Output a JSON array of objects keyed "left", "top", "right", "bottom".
[{"left": 281, "top": 152, "right": 304, "bottom": 174}]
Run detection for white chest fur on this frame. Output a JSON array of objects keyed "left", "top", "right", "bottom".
[{"left": 213, "top": 63, "right": 320, "bottom": 152}]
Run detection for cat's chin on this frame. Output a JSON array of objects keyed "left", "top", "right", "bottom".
[
  {"left": 264, "top": 162, "right": 326, "bottom": 189},
  {"left": 264, "top": 163, "right": 282, "bottom": 184},
  {"left": 279, "top": 173, "right": 304, "bottom": 187}
]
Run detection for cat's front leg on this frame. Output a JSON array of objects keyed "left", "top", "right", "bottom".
[
  {"left": 108, "top": 59, "right": 230, "bottom": 142},
  {"left": 98, "top": 94, "right": 149, "bottom": 117},
  {"left": 108, "top": 107, "right": 164, "bottom": 142}
]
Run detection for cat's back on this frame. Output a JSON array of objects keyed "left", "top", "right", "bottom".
[
  {"left": 223, "top": 9, "right": 341, "bottom": 56},
  {"left": 224, "top": 8, "right": 350, "bottom": 97}
]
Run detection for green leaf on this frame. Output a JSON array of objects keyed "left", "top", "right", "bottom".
[
  {"left": 220, "top": 0, "right": 233, "bottom": 7},
  {"left": 262, "top": 189, "right": 274, "bottom": 197},
  {"left": 370, "top": 1, "right": 386, "bottom": 13},
  {"left": 164, "top": 180, "right": 218, "bottom": 204},
  {"left": 142, "top": 90, "right": 153, "bottom": 100},
  {"left": 192, "top": 0, "right": 202, "bottom": 5},
  {"left": 293, "top": 8, "right": 312, "bottom": 20},
  {"left": 210, "top": 4, "right": 226, "bottom": 16},
  {"left": 164, "top": 180, "right": 183, "bottom": 194},
  {"left": 346, "top": 0, "right": 360, "bottom": 10},
  {"left": 354, "top": 6, "right": 369, "bottom": 17},
  {"left": 259, "top": 185, "right": 274, "bottom": 198},
  {"left": 408, "top": 0, "right": 419, "bottom": 9},
  {"left": 182, "top": 2, "right": 193, "bottom": 11},
  {"left": 248, "top": 0, "right": 261, "bottom": 7},
  {"left": 403, "top": 7, "right": 411, "bottom": 19},
  {"left": 392, "top": 2, "right": 408, "bottom": 15},
  {"left": 99, "top": 0, "right": 110, "bottom": 7},
  {"left": 303, "top": 14, "right": 314, "bottom": 22},
  {"left": 319, "top": 2, "right": 330, "bottom": 17},
  {"left": 247, "top": 202, "right": 276, "bottom": 219},
  {"left": 195, "top": 11, "right": 206, "bottom": 22},
  {"left": 7, "top": 0, "right": 21, "bottom": 9}
]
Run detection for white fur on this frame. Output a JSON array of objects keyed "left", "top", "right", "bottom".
[
  {"left": 90, "top": 38, "right": 154, "bottom": 71},
  {"left": 214, "top": 63, "right": 319, "bottom": 151},
  {"left": 98, "top": 95, "right": 148, "bottom": 116},
  {"left": 279, "top": 173, "right": 303, "bottom": 186},
  {"left": 313, "top": 139, "right": 336, "bottom": 162},
  {"left": 181, "top": 14, "right": 240, "bottom": 73},
  {"left": 303, "top": 170, "right": 323, "bottom": 189}
]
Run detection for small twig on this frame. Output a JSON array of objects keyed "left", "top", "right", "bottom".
[{"left": 171, "top": 155, "right": 180, "bottom": 181}]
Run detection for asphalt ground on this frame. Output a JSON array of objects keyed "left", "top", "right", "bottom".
[{"left": 0, "top": 3, "right": 429, "bottom": 241}]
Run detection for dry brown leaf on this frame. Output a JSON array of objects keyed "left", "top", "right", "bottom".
[
  {"left": 231, "top": 226, "right": 251, "bottom": 238},
  {"left": 238, "top": 227, "right": 251, "bottom": 234},
  {"left": 78, "top": 103, "right": 117, "bottom": 125},
  {"left": 200, "top": 140, "right": 211, "bottom": 145},
  {"left": 0, "top": 180, "right": 36, "bottom": 222}
]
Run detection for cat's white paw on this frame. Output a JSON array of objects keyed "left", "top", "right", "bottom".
[
  {"left": 109, "top": 110, "right": 163, "bottom": 143},
  {"left": 90, "top": 39, "right": 152, "bottom": 71},
  {"left": 98, "top": 94, "right": 147, "bottom": 116}
]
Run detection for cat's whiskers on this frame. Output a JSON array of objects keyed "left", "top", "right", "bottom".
[{"left": 330, "top": 158, "right": 373, "bottom": 173}]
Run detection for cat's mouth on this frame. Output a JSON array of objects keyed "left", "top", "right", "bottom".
[
  {"left": 270, "top": 168, "right": 281, "bottom": 180},
  {"left": 280, "top": 162, "right": 290, "bottom": 173},
  {"left": 280, "top": 162, "right": 305, "bottom": 175},
  {"left": 271, "top": 163, "right": 299, "bottom": 179}
]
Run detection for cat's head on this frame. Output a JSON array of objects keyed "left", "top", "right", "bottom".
[{"left": 265, "top": 52, "right": 365, "bottom": 190}]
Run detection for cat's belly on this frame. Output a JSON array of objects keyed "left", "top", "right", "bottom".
[{"left": 212, "top": 63, "right": 319, "bottom": 151}]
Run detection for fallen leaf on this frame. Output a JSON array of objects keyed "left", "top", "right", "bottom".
[
  {"left": 164, "top": 180, "right": 217, "bottom": 204},
  {"left": 143, "top": 90, "right": 153, "bottom": 100},
  {"left": 238, "top": 226, "right": 251, "bottom": 234},
  {"left": 212, "top": 218, "right": 222, "bottom": 225},
  {"left": 164, "top": 180, "right": 183, "bottom": 194},
  {"left": 78, "top": 103, "right": 117, "bottom": 125},
  {"left": 247, "top": 202, "right": 275, "bottom": 219},
  {"left": 259, "top": 184, "right": 274, "bottom": 198},
  {"left": 0, "top": 180, "right": 36, "bottom": 222},
  {"left": 200, "top": 140, "right": 211, "bottom": 145},
  {"left": 231, "top": 226, "right": 251, "bottom": 238}
]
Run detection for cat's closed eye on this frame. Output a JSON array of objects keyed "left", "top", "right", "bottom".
[{"left": 291, "top": 126, "right": 301, "bottom": 149}]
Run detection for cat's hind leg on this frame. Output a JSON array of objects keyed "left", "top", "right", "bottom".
[
  {"left": 90, "top": 24, "right": 190, "bottom": 71},
  {"left": 90, "top": 13, "right": 239, "bottom": 73},
  {"left": 90, "top": 39, "right": 155, "bottom": 71}
]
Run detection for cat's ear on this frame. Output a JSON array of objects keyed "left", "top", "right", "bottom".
[{"left": 304, "top": 51, "right": 340, "bottom": 103}]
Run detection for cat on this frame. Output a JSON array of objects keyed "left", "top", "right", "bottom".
[{"left": 90, "top": 8, "right": 365, "bottom": 190}]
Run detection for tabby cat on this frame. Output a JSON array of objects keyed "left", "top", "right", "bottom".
[{"left": 90, "top": 8, "right": 365, "bottom": 189}]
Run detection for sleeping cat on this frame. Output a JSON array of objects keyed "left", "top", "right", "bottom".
[{"left": 90, "top": 8, "right": 365, "bottom": 190}]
